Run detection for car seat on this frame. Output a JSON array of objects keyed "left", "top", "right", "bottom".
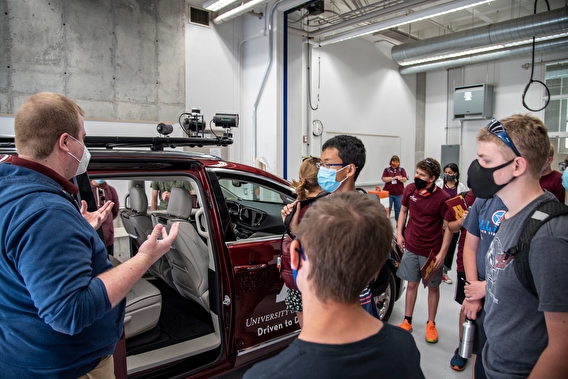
[{"left": 165, "top": 187, "right": 210, "bottom": 311}]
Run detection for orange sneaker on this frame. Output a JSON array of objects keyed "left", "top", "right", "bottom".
[
  {"left": 398, "top": 319, "right": 413, "bottom": 333},
  {"left": 425, "top": 321, "right": 438, "bottom": 343}
]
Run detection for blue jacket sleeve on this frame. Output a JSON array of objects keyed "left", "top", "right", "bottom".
[{"left": 9, "top": 202, "right": 113, "bottom": 335}]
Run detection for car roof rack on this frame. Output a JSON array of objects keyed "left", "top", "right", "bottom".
[{"left": 0, "top": 135, "right": 233, "bottom": 151}]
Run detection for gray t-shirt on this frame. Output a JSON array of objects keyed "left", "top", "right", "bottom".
[
  {"left": 482, "top": 192, "right": 568, "bottom": 379},
  {"left": 463, "top": 196, "right": 507, "bottom": 280}
]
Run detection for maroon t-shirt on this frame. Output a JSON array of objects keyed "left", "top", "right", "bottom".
[
  {"left": 448, "top": 190, "right": 476, "bottom": 273},
  {"left": 401, "top": 183, "right": 452, "bottom": 257},
  {"left": 539, "top": 170, "right": 565, "bottom": 203},
  {"left": 382, "top": 167, "right": 407, "bottom": 196}
]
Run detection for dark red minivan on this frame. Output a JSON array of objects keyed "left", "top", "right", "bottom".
[{"left": 0, "top": 136, "right": 402, "bottom": 378}]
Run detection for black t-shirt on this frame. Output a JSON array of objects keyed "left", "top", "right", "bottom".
[{"left": 244, "top": 323, "right": 425, "bottom": 379}]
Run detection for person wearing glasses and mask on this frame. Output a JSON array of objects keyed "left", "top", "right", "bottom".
[
  {"left": 466, "top": 115, "right": 568, "bottom": 379},
  {"left": 245, "top": 193, "right": 425, "bottom": 379},
  {"left": 282, "top": 135, "right": 382, "bottom": 318},
  {"left": 0, "top": 92, "right": 180, "bottom": 378},
  {"left": 396, "top": 158, "right": 454, "bottom": 344}
]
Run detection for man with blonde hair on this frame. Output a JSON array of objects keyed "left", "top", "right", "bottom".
[
  {"left": 245, "top": 192, "right": 424, "bottom": 379},
  {"left": 0, "top": 92, "right": 179, "bottom": 377},
  {"left": 467, "top": 114, "right": 568, "bottom": 379}
]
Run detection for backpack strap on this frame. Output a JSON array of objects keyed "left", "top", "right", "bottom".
[
  {"left": 283, "top": 191, "right": 329, "bottom": 234},
  {"left": 506, "top": 200, "right": 568, "bottom": 298}
]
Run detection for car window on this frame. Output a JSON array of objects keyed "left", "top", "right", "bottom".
[
  {"left": 219, "top": 178, "right": 292, "bottom": 204},
  {"left": 216, "top": 176, "right": 294, "bottom": 240}
]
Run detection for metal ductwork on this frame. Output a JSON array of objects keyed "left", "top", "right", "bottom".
[
  {"left": 399, "top": 37, "right": 568, "bottom": 75},
  {"left": 392, "top": 7, "right": 568, "bottom": 69}
]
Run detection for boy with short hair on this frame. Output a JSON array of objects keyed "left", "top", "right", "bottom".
[
  {"left": 396, "top": 158, "right": 453, "bottom": 343},
  {"left": 467, "top": 114, "right": 568, "bottom": 378},
  {"left": 245, "top": 192, "right": 425, "bottom": 379}
]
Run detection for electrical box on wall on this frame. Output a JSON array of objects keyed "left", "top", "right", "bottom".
[{"left": 454, "top": 84, "right": 494, "bottom": 120}]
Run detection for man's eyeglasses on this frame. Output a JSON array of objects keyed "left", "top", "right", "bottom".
[
  {"left": 316, "top": 161, "right": 348, "bottom": 170},
  {"left": 487, "top": 119, "right": 521, "bottom": 157}
]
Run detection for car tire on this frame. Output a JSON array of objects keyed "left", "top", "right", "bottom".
[{"left": 373, "top": 268, "right": 396, "bottom": 321}]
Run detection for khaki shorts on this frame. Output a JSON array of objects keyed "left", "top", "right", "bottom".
[
  {"left": 396, "top": 249, "right": 442, "bottom": 287},
  {"left": 77, "top": 355, "right": 115, "bottom": 379}
]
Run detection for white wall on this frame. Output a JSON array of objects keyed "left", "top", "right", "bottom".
[
  {"left": 424, "top": 50, "right": 568, "bottom": 185},
  {"left": 285, "top": 38, "right": 417, "bottom": 186}
]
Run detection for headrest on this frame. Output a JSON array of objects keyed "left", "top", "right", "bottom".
[
  {"left": 130, "top": 186, "right": 148, "bottom": 213},
  {"left": 167, "top": 187, "right": 192, "bottom": 219}
]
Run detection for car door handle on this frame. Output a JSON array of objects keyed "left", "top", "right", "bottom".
[{"left": 233, "top": 263, "right": 267, "bottom": 274}]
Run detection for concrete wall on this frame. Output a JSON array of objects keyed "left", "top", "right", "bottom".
[
  {"left": 0, "top": 0, "right": 185, "bottom": 124},
  {"left": 2, "top": 0, "right": 567, "bottom": 186}
]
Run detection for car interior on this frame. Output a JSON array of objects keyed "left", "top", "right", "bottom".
[
  {"left": 91, "top": 172, "right": 295, "bottom": 376},
  {"left": 89, "top": 175, "right": 221, "bottom": 376}
]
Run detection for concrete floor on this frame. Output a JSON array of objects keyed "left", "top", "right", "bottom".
[{"left": 388, "top": 270, "right": 472, "bottom": 379}]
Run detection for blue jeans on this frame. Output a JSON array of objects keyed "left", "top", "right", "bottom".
[{"left": 389, "top": 195, "right": 402, "bottom": 222}]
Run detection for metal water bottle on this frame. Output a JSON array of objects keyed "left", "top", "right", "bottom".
[{"left": 458, "top": 318, "right": 475, "bottom": 359}]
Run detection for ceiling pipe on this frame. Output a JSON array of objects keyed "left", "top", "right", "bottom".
[
  {"left": 392, "top": 7, "right": 568, "bottom": 63},
  {"left": 309, "top": 0, "right": 429, "bottom": 37},
  {"left": 214, "top": 0, "right": 270, "bottom": 24},
  {"left": 398, "top": 36, "right": 568, "bottom": 75},
  {"left": 317, "top": 0, "right": 490, "bottom": 46}
]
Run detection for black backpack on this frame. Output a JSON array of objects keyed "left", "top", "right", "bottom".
[{"left": 505, "top": 199, "right": 568, "bottom": 298}]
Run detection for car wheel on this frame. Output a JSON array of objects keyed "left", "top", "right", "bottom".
[{"left": 373, "top": 268, "right": 396, "bottom": 321}]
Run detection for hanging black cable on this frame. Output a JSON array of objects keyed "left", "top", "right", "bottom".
[
  {"left": 307, "top": 18, "right": 320, "bottom": 111},
  {"left": 521, "top": 0, "right": 551, "bottom": 112}
]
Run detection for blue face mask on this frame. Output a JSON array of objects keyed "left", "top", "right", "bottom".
[
  {"left": 563, "top": 168, "right": 568, "bottom": 192},
  {"left": 317, "top": 165, "right": 348, "bottom": 193},
  {"left": 95, "top": 179, "right": 105, "bottom": 184}
]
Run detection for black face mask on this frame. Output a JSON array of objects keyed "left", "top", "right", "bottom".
[
  {"left": 414, "top": 177, "right": 428, "bottom": 190},
  {"left": 444, "top": 174, "right": 456, "bottom": 182},
  {"left": 414, "top": 177, "right": 434, "bottom": 196},
  {"left": 467, "top": 159, "right": 516, "bottom": 199}
]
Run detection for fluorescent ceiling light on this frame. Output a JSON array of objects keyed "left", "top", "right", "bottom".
[
  {"left": 318, "top": 0, "right": 491, "bottom": 46},
  {"left": 213, "top": 0, "right": 268, "bottom": 24},
  {"left": 202, "top": 0, "right": 238, "bottom": 12},
  {"left": 399, "top": 32, "right": 568, "bottom": 66}
]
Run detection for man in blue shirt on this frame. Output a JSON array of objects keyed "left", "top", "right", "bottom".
[{"left": 0, "top": 92, "right": 179, "bottom": 378}]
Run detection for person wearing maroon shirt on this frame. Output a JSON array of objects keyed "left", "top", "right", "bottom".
[
  {"left": 396, "top": 158, "right": 453, "bottom": 344},
  {"left": 381, "top": 155, "right": 408, "bottom": 222},
  {"left": 90, "top": 179, "right": 120, "bottom": 256},
  {"left": 446, "top": 189, "right": 476, "bottom": 371},
  {"left": 539, "top": 143, "right": 565, "bottom": 203}
]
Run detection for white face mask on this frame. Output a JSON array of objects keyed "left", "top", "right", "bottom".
[{"left": 67, "top": 135, "right": 91, "bottom": 176}]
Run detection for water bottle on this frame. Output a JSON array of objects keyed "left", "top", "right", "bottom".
[{"left": 458, "top": 318, "right": 475, "bottom": 359}]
